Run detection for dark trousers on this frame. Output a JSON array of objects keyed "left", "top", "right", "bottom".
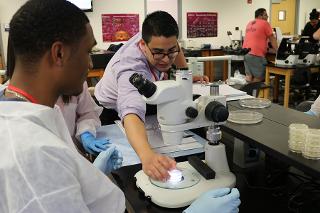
[{"left": 99, "top": 104, "right": 157, "bottom": 126}]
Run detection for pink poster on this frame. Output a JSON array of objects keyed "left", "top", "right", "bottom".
[
  {"left": 187, "top": 12, "right": 218, "bottom": 38},
  {"left": 102, "top": 14, "right": 139, "bottom": 42}
]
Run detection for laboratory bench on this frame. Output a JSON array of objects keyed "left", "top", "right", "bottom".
[
  {"left": 107, "top": 101, "right": 320, "bottom": 213},
  {"left": 224, "top": 101, "right": 320, "bottom": 179},
  {"left": 264, "top": 63, "right": 320, "bottom": 108}
]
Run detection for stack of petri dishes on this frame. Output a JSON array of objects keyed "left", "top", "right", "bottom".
[
  {"left": 302, "top": 129, "right": 320, "bottom": 160},
  {"left": 288, "top": 123, "right": 308, "bottom": 153}
]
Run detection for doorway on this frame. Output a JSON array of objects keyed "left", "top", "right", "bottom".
[{"left": 271, "top": 0, "right": 297, "bottom": 35}]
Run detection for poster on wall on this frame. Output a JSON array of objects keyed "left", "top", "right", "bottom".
[
  {"left": 102, "top": 14, "right": 139, "bottom": 42},
  {"left": 187, "top": 12, "right": 218, "bottom": 38}
]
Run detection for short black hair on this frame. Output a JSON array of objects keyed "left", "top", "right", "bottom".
[
  {"left": 309, "top": 9, "right": 320, "bottom": 20},
  {"left": 10, "top": 0, "right": 89, "bottom": 64},
  {"left": 6, "top": 34, "right": 15, "bottom": 79},
  {"left": 255, "top": 8, "right": 266, "bottom": 18},
  {"left": 142, "top": 11, "right": 179, "bottom": 44}
]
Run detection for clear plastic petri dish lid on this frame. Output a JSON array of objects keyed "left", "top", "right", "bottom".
[
  {"left": 228, "top": 110, "right": 263, "bottom": 124},
  {"left": 239, "top": 98, "right": 271, "bottom": 109}
]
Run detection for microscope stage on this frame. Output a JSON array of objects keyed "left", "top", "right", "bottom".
[{"left": 135, "top": 161, "right": 236, "bottom": 208}]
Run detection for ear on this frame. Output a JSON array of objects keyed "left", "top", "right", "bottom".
[
  {"left": 139, "top": 39, "right": 147, "bottom": 53},
  {"left": 50, "top": 41, "right": 65, "bottom": 67}
]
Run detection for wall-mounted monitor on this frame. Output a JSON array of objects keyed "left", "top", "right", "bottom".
[{"left": 67, "top": 0, "right": 93, "bottom": 12}]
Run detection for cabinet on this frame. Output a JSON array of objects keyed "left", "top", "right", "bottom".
[{"left": 201, "top": 49, "right": 228, "bottom": 82}]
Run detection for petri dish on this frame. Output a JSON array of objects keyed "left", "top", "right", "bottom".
[
  {"left": 302, "top": 129, "right": 320, "bottom": 160},
  {"left": 150, "top": 168, "right": 200, "bottom": 189},
  {"left": 228, "top": 110, "right": 263, "bottom": 124},
  {"left": 239, "top": 98, "right": 271, "bottom": 109},
  {"left": 288, "top": 123, "right": 308, "bottom": 153}
]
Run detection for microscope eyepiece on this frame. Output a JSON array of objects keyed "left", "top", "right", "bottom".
[
  {"left": 205, "top": 101, "right": 229, "bottom": 122},
  {"left": 129, "top": 73, "right": 157, "bottom": 98}
]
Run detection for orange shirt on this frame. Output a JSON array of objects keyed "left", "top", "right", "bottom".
[{"left": 243, "top": 19, "right": 273, "bottom": 57}]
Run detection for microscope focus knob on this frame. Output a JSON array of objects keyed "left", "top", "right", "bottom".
[
  {"left": 185, "top": 107, "right": 198, "bottom": 118},
  {"left": 205, "top": 101, "right": 229, "bottom": 122}
]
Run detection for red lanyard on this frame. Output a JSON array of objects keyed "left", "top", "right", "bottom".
[
  {"left": 148, "top": 63, "right": 168, "bottom": 81},
  {"left": 149, "top": 65, "right": 160, "bottom": 81},
  {"left": 7, "top": 85, "right": 38, "bottom": 104}
]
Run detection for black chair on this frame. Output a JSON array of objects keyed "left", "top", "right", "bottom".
[
  {"left": 288, "top": 66, "right": 315, "bottom": 106},
  {"left": 240, "top": 82, "right": 269, "bottom": 97},
  {"left": 310, "top": 71, "right": 320, "bottom": 96},
  {"left": 295, "top": 100, "right": 314, "bottom": 112}
]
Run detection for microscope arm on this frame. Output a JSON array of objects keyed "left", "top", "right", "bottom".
[{"left": 144, "top": 80, "right": 183, "bottom": 105}]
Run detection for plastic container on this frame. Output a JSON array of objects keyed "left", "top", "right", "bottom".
[
  {"left": 288, "top": 123, "right": 308, "bottom": 153},
  {"left": 302, "top": 129, "right": 320, "bottom": 160}
]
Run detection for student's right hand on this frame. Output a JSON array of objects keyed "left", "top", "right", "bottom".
[{"left": 141, "top": 151, "right": 176, "bottom": 181}]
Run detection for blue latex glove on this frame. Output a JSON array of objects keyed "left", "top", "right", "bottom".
[
  {"left": 184, "top": 188, "right": 240, "bottom": 213},
  {"left": 80, "top": 131, "right": 109, "bottom": 156},
  {"left": 305, "top": 110, "right": 316, "bottom": 116},
  {"left": 93, "top": 145, "right": 123, "bottom": 174}
]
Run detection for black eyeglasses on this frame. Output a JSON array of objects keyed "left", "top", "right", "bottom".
[{"left": 146, "top": 43, "right": 180, "bottom": 61}]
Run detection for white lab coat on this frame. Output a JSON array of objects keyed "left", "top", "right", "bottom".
[
  {"left": 310, "top": 95, "right": 320, "bottom": 117},
  {"left": 0, "top": 101, "right": 125, "bottom": 213},
  {"left": 56, "top": 82, "right": 103, "bottom": 140}
]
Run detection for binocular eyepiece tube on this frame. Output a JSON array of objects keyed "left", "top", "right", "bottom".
[{"left": 129, "top": 73, "right": 157, "bottom": 98}]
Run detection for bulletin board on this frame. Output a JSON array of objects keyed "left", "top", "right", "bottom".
[
  {"left": 187, "top": 12, "right": 218, "bottom": 38},
  {"left": 102, "top": 14, "right": 139, "bottom": 42}
]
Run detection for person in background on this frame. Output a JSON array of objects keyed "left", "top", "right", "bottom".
[
  {"left": 313, "top": 27, "right": 320, "bottom": 41},
  {"left": 302, "top": 9, "right": 320, "bottom": 43},
  {"left": 242, "top": 8, "right": 278, "bottom": 83},
  {"left": 56, "top": 83, "right": 114, "bottom": 157},
  {"left": 0, "top": 1, "right": 240, "bottom": 212},
  {"left": 95, "top": 11, "right": 208, "bottom": 181},
  {"left": 5, "top": 33, "right": 118, "bottom": 159}
]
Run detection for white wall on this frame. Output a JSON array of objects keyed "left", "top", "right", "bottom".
[
  {"left": 298, "top": 0, "right": 320, "bottom": 34},
  {"left": 1, "top": 0, "right": 320, "bottom": 66},
  {"left": 181, "top": 0, "right": 270, "bottom": 49},
  {"left": 0, "top": 0, "right": 28, "bottom": 67},
  {"left": 147, "top": 0, "right": 178, "bottom": 22}
]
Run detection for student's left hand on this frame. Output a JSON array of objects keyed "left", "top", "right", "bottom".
[
  {"left": 93, "top": 145, "right": 123, "bottom": 174},
  {"left": 192, "top": 75, "right": 210, "bottom": 84}
]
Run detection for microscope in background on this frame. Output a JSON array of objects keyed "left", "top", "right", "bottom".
[
  {"left": 296, "top": 37, "right": 320, "bottom": 65},
  {"left": 227, "top": 27, "right": 242, "bottom": 50},
  {"left": 275, "top": 37, "right": 299, "bottom": 67},
  {"left": 221, "top": 27, "right": 250, "bottom": 60},
  {"left": 129, "top": 69, "right": 236, "bottom": 208}
]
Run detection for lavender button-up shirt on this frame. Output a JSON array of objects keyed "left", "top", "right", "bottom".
[{"left": 95, "top": 33, "right": 154, "bottom": 122}]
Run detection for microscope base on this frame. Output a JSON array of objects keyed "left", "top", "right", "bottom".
[{"left": 135, "top": 161, "right": 236, "bottom": 208}]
